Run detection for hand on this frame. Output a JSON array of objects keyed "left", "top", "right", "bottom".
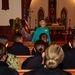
[{"left": 68, "top": 42, "right": 72, "bottom": 48}]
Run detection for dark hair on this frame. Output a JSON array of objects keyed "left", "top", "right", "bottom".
[
  {"left": 39, "top": 33, "right": 48, "bottom": 42},
  {"left": 39, "top": 33, "right": 48, "bottom": 39},
  {"left": 13, "top": 33, "right": 22, "bottom": 42},
  {"left": 34, "top": 40, "right": 47, "bottom": 54},
  {"left": 0, "top": 34, "right": 8, "bottom": 45},
  {"left": 0, "top": 43, "right": 6, "bottom": 59}
]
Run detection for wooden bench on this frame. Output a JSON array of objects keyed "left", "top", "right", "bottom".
[
  {"left": 17, "top": 69, "right": 75, "bottom": 75},
  {"left": 64, "top": 69, "right": 75, "bottom": 75},
  {"left": 16, "top": 55, "right": 33, "bottom": 65},
  {"left": 17, "top": 69, "right": 32, "bottom": 75},
  {"left": 8, "top": 41, "right": 67, "bottom": 48},
  {"left": 52, "top": 41, "right": 67, "bottom": 47}
]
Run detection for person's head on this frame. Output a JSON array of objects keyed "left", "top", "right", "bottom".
[
  {"left": 34, "top": 40, "right": 48, "bottom": 55},
  {"left": 0, "top": 34, "right": 8, "bottom": 47},
  {"left": 39, "top": 20, "right": 46, "bottom": 28},
  {"left": 69, "top": 35, "right": 75, "bottom": 48},
  {"left": 13, "top": 33, "right": 23, "bottom": 43},
  {"left": 0, "top": 43, "right": 7, "bottom": 61},
  {"left": 39, "top": 33, "right": 48, "bottom": 43},
  {"left": 44, "top": 44, "right": 64, "bottom": 69}
]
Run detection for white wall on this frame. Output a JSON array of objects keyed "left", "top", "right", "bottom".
[
  {"left": 0, "top": 0, "right": 21, "bottom": 26},
  {"left": 0, "top": 0, "right": 75, "bottom": 29},
  {"left": 57, "top": 0, "right": 75, "bottom": 29},
  {"left": 29, "top": 0, "right": 48, "bottom": 29}
]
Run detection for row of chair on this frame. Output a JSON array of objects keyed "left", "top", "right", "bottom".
[{"left": 8, "top": 41, "right": 67, "bottom": 55}]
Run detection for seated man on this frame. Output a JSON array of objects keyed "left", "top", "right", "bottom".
[
  {"left": 0, "top": 34, "right": 21, "bottom": 69},
  {"left": 0, "top": 43, "right": 19, "bottom": 75},
  {"left": 22, "top": 40, "right": 48, "bottom": 69},
  {"left": 8, "top": 33, "right": 30, "bottom": 55},
  {"left": 32, "top": 33, "right": 49, "bottom": 55},
  {"left": 60, "top": 35, "right": 75, "bottom": 68}
]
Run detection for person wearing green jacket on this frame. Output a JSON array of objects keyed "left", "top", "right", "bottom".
[{"left": 32, "top": 20, "right": 51, "bottom": 44}]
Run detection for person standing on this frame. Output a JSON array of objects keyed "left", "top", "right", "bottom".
[
  {"left": 32, "top": 20, "right": 51, "bottom": 44},
  {"left": 8, "top": 33, "right": 30, "bottom": 55}
]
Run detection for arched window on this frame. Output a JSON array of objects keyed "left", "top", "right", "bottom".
[
  {"left": 38, "top": 7, "right": 44, "bottom": 26},
  {"left": 61, "top": 8, "right": 67, "bottom": 29}
]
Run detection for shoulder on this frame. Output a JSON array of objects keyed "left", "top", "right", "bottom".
[
  {"left": 23, "top": 69, "right": 40, "bottom": 75},
  {"left": 22, "top": 56, "right": 42, "bottom": 69},
  {"left": 0, "top": 67, "right": 19, "bottom": 75},
  {"left": 35, "top": 27, "right": 41, "bottom": 30}
]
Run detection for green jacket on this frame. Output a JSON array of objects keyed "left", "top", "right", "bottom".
[{"left": 32, "top": 27, "right": 51, "bottom": 44}]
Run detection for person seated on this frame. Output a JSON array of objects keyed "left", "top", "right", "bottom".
[
  {"left": 0, "top": 34, "right": 21, "bottom": 69},
  {"left": 22, "top": 40, "right": 48, "bottom": 69},
  {"left": 8, "top": 33, "right": 30, "bottom": 55},
  {"left": 39, "top": 33, "right": 49, "bottom": 45},
  {"left": 23, "top": 44, "right": 71, "bottom": 75},
  {"left": 0, "top": 43, "right": 19, "bottom": 75},
  {"left": 62, "top": 31, "right": 75, "bottom": 52},
  {"left": 60, "top": 35, "right": 75, "bottom": 69},
  {"left": 32, "top": 33, "right": 49, "bottom": 55}
]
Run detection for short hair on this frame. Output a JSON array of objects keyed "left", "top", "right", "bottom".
[
  {"left": 0, "top": 43, "right": 6, "bottom": 59},
  {"left": 0, "top": 34, "right": 8, "bottom": 45},
  {"left": 44, "top": 44, "right": 64, "bottom": 69},
  {"left": 39, "top": 20, "right": 46, "bottom": 25},
  {"left": 13, "top": 33, "right": 22, "bottom": 42},
  {"left": 39, "top": 33, "right": 48, "bottom": 43},
  {"left": 34, "top": 40, "right": 47, "bottom": 54}
]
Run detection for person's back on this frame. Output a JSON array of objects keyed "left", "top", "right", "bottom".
[
  {"left": 23, "top": 44, "right": 71, "bottom": 75},
  {"left": 0, "top": 43, "right": 19, "bottom": 75},
  {"left": 22, "top": 40, "right": 48, "bottom": 69},
  {"left": 60, "top": 48, "right": 75, "bottom": 69},
  {"left": 8, "top": 33, "right": 30, "bottom": 55},
  {"left": 60, "top": 35, "right": 75, "bottom": 68},
  {"left": 0, "top": 34, "right": 21, "bottom": 70},
  {"left": 32, "top": 33, "right": 49, "bottom": 55}
]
